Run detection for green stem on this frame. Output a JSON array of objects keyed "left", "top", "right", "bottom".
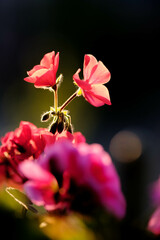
[
  {"left": 54, "top": 85, "right": 58, "bottom": 113},
  {"left": 60, "top": 90, "right": 79, "bottom": 111}
]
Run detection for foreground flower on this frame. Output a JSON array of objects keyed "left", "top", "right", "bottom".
[
  {"left": 148, "top": 177, "right": 160, "bottom": 235},
  {"left": 19, "top": 140, "right": 126, "bottom": 218},
  {"left": 73, "top": 54, "right": 111, "bottom": 107},
  {"left": 24, "top": 51, "right": 59, "bottom": 88},
  {"left": 0, "top": 121, "right": 55, "bottom": 183}
]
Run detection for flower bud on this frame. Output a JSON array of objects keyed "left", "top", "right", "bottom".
[
  {"left": 41, "top": 112, "right": 50, "bottom": 122},
  {"left": 57, "top": 121, "right": 64, "bottom": 134},
  {"left": 49, "top": 121, "right": 58, "bottom": 134}
]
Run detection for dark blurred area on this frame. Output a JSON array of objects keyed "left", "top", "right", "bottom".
[{"left": 0, "top": 0, "right": 160, "bottom": 239}]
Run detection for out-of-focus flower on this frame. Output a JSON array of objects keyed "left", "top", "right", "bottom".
[
  {"left": 148, "top": 177, "right": 160, "bottom": 235},
  {"left": 0, "top": 121, "right": 55, "bottom": 183},
  {"left": 148, "top": 207, "right": 160, "bottom": 235},
  {"left": 24, "top": 51, "right": 59, "bottom": 88},
  {"left": 73, "top": 54, "right": 111, "bottom": 107},
  {"left": 71, "top": 142, "right": 126, "bottom": 218},
  {"left": 19, "top": 140, "right": 126, "bottom": 219}
]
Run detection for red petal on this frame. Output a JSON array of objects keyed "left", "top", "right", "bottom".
[
  {"left": 83, "top": 54, "right": 97, "bottom": 80},
  {"left": 25, "top": 69, "right": 49, "bottom": 84},
  {"left": 27, "top": 65, "right": 45, "bottom": 76},
  {"left": 73, "top": 68, "right": 81, "bottom": 81},
  {"left": 73, "top": 132, "right": 86, "bottom": 144},
  {"left": 24, "top": 76, "right": 36, "bottom": 83},
  {"left": 14, "top": 122, "right": 32, "bottom": 145},
  {"left": 83, "top": 84, "right": 111, "bottom": 107},
  {"left": 89, "top": 61, "right": 111, "bottom": 85},
  {"left": 54, "top": 52, "right": 59, "bottom": 73},
  {"left": 73, "top": 68, "right": 91, "bottom": 90},
  {"left": 20, "top": 121, "right": 37, "bottom": 131},
  {"left": 32, "top": 69, "right": 56, "bottom": 87},
  {"left": 40, "top": 51, "right": 55, "bottom": 68}
]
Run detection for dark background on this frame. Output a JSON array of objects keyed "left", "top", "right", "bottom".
[{"left": 0, "top": 0, "right": 160, "bottom": 239}]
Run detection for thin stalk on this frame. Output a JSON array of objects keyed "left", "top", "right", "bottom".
[
  {"left": 60, "top": 90, "right": 78, "bottom": 111},
  {"left": 54, "top": 85, "right": 58, "bottom": 113}
]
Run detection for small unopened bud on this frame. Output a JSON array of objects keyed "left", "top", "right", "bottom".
[
  {"left": 49, "top": 121, "right": 58, "bottom": 134},
  {"left": 41, "top": 112, "right": 50, "bottom": 122},
  {"left": 56, "top": 74, "right": 63, "bottom": 86},
  {"left": 57, "top": 121, "right": 64, "bottom": 134}
]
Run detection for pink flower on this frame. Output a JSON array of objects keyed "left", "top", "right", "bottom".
[
  {"left": 0, "top": 121, "right": 55, "bottom": 183},
  {"left": 19, "top": 140, "right": 126, "bottom": 218},
  {"left": 147, "top": 178, "right": 160, "bottom": 235},
  {"left": 148, "top": 207, "right": 160, "bottom": 235},
  {"left": 24, "top": 51, "right": 59, "bottom": 88},
  {"left": 19, "top": 141, "right": 77, "bottom": 211},
  {"left": 69, "top": 142, "right": 126, "bottom": 218},
  {"left": 73, "top": 54, "right": 111, "bottom": 107},
  {"left": 18, "top": 160, "right": 59, "bottom": 210},
  {"left": 149, "top": 177, "right": 160, "bottom": 206}
]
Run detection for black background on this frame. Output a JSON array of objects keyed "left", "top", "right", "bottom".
[{"left": 0, "top": 0, "right": 160, "bottom": 239}]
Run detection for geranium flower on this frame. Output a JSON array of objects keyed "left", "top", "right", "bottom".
[
  {"left": 24, "top": 51, "right": 59, "bottom": 88},
  {"left": 19, "top": 140, "right": 126, "bottom": 218},
  {"left": 147, "top": 177, "right": 160, "bottom": 235},
  {"left": 73, "top": 54, "right": 111, "bottom": 107},
  {"left": 0, "top": 121, "right": 55, "bottom": 183}
]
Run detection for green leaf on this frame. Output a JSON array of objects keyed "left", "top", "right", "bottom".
[{"left": 5, "top": 187, "right": 38, "bottom": 213}]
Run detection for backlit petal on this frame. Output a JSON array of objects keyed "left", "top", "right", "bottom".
[
  {"left": 54, "top": 52, "right": 59, "bottom": 73},
  {"left": 33, "top": 69, "right": 56, "bottom": 87},
  {"left": 27, "top": 65, "right": 45, "bottom": 76},
  {"left": 40, "top": 51, "right": 55, "bottom": 68},
  {"left": 24, "top": 76, "right": 36, "bottom": 83},
  {"left": 24, "top": 68, "right": 48, "bottom": 84},
  {"left": 83, "top": 92, "right": 105, "bottom": 107},
  {"left": 73, "top": 68, "right": 91, "bottom": 90},
  {"left": 90, "top": 84, "right": 111, "bottom": 104},
  {"left": 73, "top": 68, "right": 81, "bottom": 81},
  {"left": 83, "top": 54, "right": 97, "bottom": 80},
  {"left": 83, "top": 85, "right": 111, "bottom": 107},
  {"left": 89, "top": 61, "right": 111, "bottom": 85}
]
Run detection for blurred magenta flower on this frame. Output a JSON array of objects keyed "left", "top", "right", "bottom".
[
  {"left": 19, "top": 140, "right": 126, "bottom": 218},
  {"left": 148, "top": 207, "right": 160, "bottom": 235},
  {"left": 148, "top": 177, "right": 160, "bottom": 235},
  {"left": 73, "top": 54, "right": 111, "bottom": 107},
  {"left": 24, "top": 51, "right": 59, "bottom": 88}
]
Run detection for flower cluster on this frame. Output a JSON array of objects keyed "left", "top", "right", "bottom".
[
  {"left": 0, "top": 121, "right": 55, "bottom": 184},
  {"left": 19, "top": 140, "right": 126, "bottom": 218},
  {"left": 0, "top": 50, "right": 126, "bottom": 226}
]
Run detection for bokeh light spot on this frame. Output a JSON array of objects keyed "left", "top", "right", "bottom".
[{"left": 109, "top": 130, "right": 142, "bottom": 163}]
